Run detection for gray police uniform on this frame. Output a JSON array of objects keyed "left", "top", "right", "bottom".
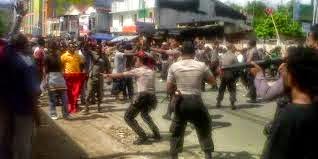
[
  {"left": 123, "top": 66, "right": 160, "bottom": 141},
  {"left": 217, "top": 51, "right": 239, "bottom": 106},
  {"left": 247, "top": 47, "right": 261, "bottom": 102},
  {"left": 85, "top": 52, "right": 110, "bottom": 112},
  {"left": 167, "top": 59, "right": 214, "bottom": 155}
]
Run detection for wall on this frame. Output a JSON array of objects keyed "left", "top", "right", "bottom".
[
  {"left": 112, "top": 0, "right": 155, "bottom": 13},
  {"left": 157, "top": 0, "right": 216, "bottom": 29},
  {"left": 111, "top": 0, "right": 156, "bottom": 33},
  {"left": 95, "top": 13, "right": 111, "bottom": 32}
]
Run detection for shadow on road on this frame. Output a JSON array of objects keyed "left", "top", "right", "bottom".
[
  {"left": 68, "top": 114, "right": 109, "bottom": 121},
  {"left": 214, "top": 151, "right": 259, "bottom": 159},
  {"left": 33, "top": 111, "right": 258, "bottom": 159},
  {"left": 89, "top": 149, "right": 259, "bottom": 159},
  {"left": 211, "top": 114, "right": 224, "bottom": 119},
  {"left": 212, "top": 121, "right": 232, "bottom": 130},
  {"left": 208, "top": 103, "right": 263, "bottom": 110},
  {"left": 32, "top": 110, "right": 89, "bottom": 159}
]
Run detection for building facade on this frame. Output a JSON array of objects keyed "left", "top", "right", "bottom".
[
  {"left": 110, "top": 0, "right": 247, "bottom": 35},
  {"left": 111, "top": 0, "right": 156, "bottom": 33},
  {"left": 22, "top": 0, "right": 44, "bottom": 36}
]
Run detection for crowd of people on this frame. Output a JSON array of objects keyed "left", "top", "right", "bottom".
[{"left": 2, "top": 3, "right": 318, "bottom": 159}]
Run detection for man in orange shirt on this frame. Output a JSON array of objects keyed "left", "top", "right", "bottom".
[{"left": 61, "top": 43, "right": 86, "bottom": 114}]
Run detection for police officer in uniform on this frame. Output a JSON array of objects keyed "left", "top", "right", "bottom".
[
  {"left": 82, "top": 45, "right": 111, "bottom": 114},
  {"left": 103, "top": 54, "right": 161, "bottom": 145},
  {"left": 216, "top": 43, "right": 239, "bottom": 110},
  {"left": 246, "top": 39, "right": 261, "bottom": 103},
  {"left": 167, "top": 41, "right": 216, "bottom": 159}
]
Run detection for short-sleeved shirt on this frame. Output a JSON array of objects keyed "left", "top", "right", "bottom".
[
  {"left": 195, "top": 49, "right": 211, "bottom": 65},
  {"left": 113, "top": 51, "right": 127, "bottom": 73},
  {"left": 247, "top": 47, "right": 260, "bottom": 62},
  {"left": 44, "top": 52, "right": 62, "bottom": 73},
  {"left": 60, "top": 51, "right": 83, "bottom": 73},
  {"left": 167, "top": 59, "right": 213, "bottom": 95},
  {"left": 89, "top": 52, "right": 110, "bottom": 80},
  {"left": 210, "top": 49, "right": 219, "bottom": 62},
  {"left": 123, "top": 66, "right": 155, "bottom": 93},
  {"left": 220, "top": 51, "right": 239, "bottom": 67},
  {"left": 166, "top": 48, "right": 181, "bottom": 63}
]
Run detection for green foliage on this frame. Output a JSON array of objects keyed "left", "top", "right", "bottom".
[
  {"left": 0, "top": 11, "right": 9, "bottom": 36},
  {"left": 55, "top": 0, "right": 94, "bottom": 16},
  {"left": 246, "top": 1, "right": 267, "bottom": 19},
  {"left": 254, "top": 10, "right": 304, "bottom": 39}
]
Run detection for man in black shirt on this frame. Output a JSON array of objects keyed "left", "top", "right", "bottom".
[{"left": 253, "top": 47, "right": 318, "bottom": 159}]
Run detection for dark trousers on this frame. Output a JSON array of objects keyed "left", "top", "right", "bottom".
[
  {"left": 247, "top": 73, "right": 257, "bottom": 101},
  {"left": 111, "top": 79, "right": 125, "bottom": 95},
  {"left": 164, "top": 96, "right": 174, "bottom": 118},
  {"left": 124, "top": 93, "right": 159, "bottom": 139},
  {"left": 161, "top": 62, "right": 169, "bottom": 80},
  {"left": 217, "top": 72, "right": 237, "bottom": 104},
  {"left": 170, "top": 95, "right": 214, "bottom": 154},
  {"left": 123, "top": 77, "right": 134, "bottom": 99},
  {"left": 85, "top": 77, "right": 104, "bottom": 110}
]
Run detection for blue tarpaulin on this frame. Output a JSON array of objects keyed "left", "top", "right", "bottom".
[
  {"left": 110, "top": 35, "right": 139, "bottom": 43},
  {"left": 92, "top": 33, "right": 114, "bottom": 41}
]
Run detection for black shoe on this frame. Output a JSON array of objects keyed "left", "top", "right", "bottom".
[
  {"left": 231, "top": 102, "right": 236, "bottom": 110},
  {"left": 133, "top": 137, "right": 150, "bottom": 145},
  {"left": 152, "top": 134, "right": 162, "bottom": 141},
  {"left": 204, "top": 151, "right": 213, "bottom": 159},
  {"left": 216, "top": 102, "right": 221, "bottom": 108},
  {"left": 171, "top": 154, "right": 179, "bottom": 159},
  {"left": 97, "top": 107, "right": 102, "bottom": 113},
  {"left": 162, "top": 114, "right": 172, "bottom": 120}
]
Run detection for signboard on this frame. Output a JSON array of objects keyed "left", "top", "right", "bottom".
[{"left": 110, "top": 26, "right": 123, "bottom": 32}]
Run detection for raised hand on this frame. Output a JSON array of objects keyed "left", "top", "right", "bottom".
[{"left": 16, "top": 1, "right": 28, "bottom": 16}]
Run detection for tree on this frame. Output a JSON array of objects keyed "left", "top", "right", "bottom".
[
  {"left": 0, "top": 11, "right": 9, "bottom": 36},
  {"left": 254, "top": 10, "right": 303, "bottom": 39},
  {"left": 245, "top": 1, "right": 267, "bottom": 19},
  {"left": 55, "top": 0, "right": 94, "bottom": 16}
]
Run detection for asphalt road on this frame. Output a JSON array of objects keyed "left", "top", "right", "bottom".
[{"left": 33, "top": 75, "right": 276, "bottom": 159}]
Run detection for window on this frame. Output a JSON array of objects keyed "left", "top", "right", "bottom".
[
  {"left": 149, "top": 12, "right": 153, "bottom": 18},
  {"left": 120, "top": 15, "right": 124, "bottom": 26},
  {"left": 133, "top": 14, "right": 137, "bottom": 22}
]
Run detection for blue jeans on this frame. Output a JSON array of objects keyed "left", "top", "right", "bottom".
[{"left": 48, "top": 90, "right": 69, "bottom": 117}]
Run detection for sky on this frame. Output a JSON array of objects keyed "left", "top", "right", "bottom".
[
  {"left": 220, "top": 0, "right": 312, "bottom": 6},
  {"left": 0, "top": 0, "right": 313, "bottom": 6},
  {"left": 0, "top": 0, "right": 14, "bottom": 5}
]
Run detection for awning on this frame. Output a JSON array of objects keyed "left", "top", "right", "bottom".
[
  {"left": 91, "top": 33, "right": 114, "bottom": 41},
  {"left": 110, "top": 35, "right": 139, "bottom": 43}
]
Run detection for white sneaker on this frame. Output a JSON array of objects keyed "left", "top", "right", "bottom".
[
  {"left": 51, "top": 115, "right": 58, "bottom": 120},
  {"left": 159, "top": 79, "right": 163, "bottom": 82}
]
